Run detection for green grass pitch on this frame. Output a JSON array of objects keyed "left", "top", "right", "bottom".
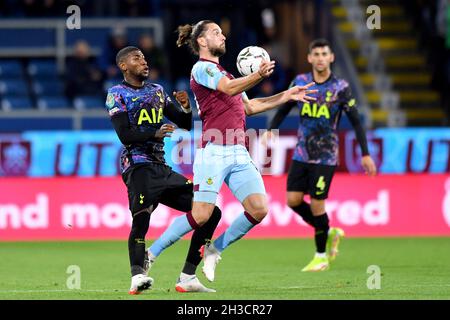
[{"left": 1, "top": 238, "right": 449, "bottom": 300}]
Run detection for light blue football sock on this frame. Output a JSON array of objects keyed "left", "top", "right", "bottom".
[
  {"left": 149, "top": 214, "right": 193, "bottom": 257},
  {"left": 213, "top": 212, "right": 257, "bottom": 252}
]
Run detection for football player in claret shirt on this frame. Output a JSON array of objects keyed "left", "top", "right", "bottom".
[
  {"left": 105, "top": 46, "right": 222, "bottom": 294},
  {"left": 263, "top": 39, "right": 377, "bottom": 272},
  {"left": 146, "top": 20, "right": 317, "bottom": 288}
]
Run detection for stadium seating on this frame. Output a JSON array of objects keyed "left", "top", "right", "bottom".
[
  {"left": 331, "top": 1, "right": 445, "bottom": 126},
  {"left": 0, "top": 60, "right": 23, "bottom": 78},
  {"left": 0, "top": 79, "right": 29, "bottom": 96},
  {"left": 1, "top": 97, "right": 33, "bottom": 111},
  {"left": 37, "top": 96, "right": 72, "bottom": 110},
  {"left": 28, "top": 60, "right": 59, "bottom": 80},
  {"left": 74, "top": 95, "right": 105, "bottom": 110},
  {"left": 32, "top": 80, "right": 64, "bottom": 96}
]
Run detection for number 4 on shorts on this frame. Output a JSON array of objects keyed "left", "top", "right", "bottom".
[{"left": 316, "top": 176, "right": 326, "bottom": 195}]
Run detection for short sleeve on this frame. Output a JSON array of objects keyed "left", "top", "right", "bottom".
[
  {"left": 191, "top": 61, "right": 225, "bottom": 90},
  {"left": 105, "top": 87, "right": 127, "bottom": 116}
]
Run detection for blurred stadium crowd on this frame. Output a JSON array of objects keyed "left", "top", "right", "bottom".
[{"left": 0, "top": 0, "right": 448, "bottom": 128}]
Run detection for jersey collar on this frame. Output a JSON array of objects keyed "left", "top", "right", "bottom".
[
  {"left": 199, "top": 58, "right": 220, "bottom": 65},
  {"left": 312, "top": 72, "right": 333, "bottom": 85},
  {"left": 122, "top": 80, "right": 145, "bottom": 90}
]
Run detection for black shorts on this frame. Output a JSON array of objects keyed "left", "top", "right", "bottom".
[
  {"left": 287, "top": 160, "right": 336, "bottom": 200},
  {"left": 122, "top": 163, "right": 193, "bottom": 216}
]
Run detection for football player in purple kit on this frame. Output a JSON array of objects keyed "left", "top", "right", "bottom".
[
  {"left": 264, "top": 39, "right": 377, "bottom": 271},
  {"left": 105, "top": 46, "right": 223, "bottom": 294},
  {"left": 146, "top": 20, "right": 317, "bottom": 290}
]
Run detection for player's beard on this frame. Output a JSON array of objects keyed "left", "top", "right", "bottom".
[{"left": 210, "top": 45, "right": 226, "bottom": 57}]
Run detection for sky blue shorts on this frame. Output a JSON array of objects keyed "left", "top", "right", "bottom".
[{"left": 193, "top": 143, "right": 266, "bottom": 204}]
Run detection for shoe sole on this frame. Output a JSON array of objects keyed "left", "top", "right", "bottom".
[
  {"left": 175, "top": 285, "right": 188, "bottom": 293},
  {"left": 129, "top": 290, "right": 140, "bottom": 295},
  {"left": 175, "top": 285, "right": 216, "bottom": 293}
]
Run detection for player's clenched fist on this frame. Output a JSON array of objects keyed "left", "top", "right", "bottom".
[{"left": 173, "top": 91, "right": 190, "bottom": 109}]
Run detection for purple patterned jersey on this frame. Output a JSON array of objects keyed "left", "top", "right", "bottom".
[
  {"left": 105, "top": 81, "right": 173, "bottom": 173},
  {"left": 292, "top": 73, "right": 356, "bottom": 165}
]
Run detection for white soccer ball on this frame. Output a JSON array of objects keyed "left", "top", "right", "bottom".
[{"left": 236, "top": 46, "right": 270, "bottom": 76}]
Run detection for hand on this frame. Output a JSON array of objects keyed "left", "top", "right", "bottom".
[
  {"left": 284, "top": 82, "right": 318, "bottom": 103},
  {"left": 173, "top": 91, "right": 190, "bottom": 109},
  {"left": 257, "top": 60, "right": 275, "bottom": 78},
  {"left": 260, "top": 130, "right": 274, "bottom": 148},
  {"left": 155, "top": 123, "right": 175, "bottom": 139},
  {"left": 361, "top": 155, "right": 377, "bottom": 176}
]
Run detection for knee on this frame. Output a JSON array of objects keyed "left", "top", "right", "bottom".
[
  {"left": 193, "top": 212, "right": 209, "bottom": 227},
  {"left": 192, "top": 205, "right": 215, "bottom": 227},
  {"left": 287, "top": 198, "right": 303, "bottom": 208},
  {"left": 247, "top": 203, "right": 269, "bottom": 222},
  {"left": 287, "top": 193, "right": 303, "bottom": 208}
]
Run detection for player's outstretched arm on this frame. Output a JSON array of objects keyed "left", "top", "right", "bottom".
[
  {"left": 217, "top": 60, "right": 275, "bottom": 96},
  {"left": 244, "top": 82, "right": 317, "bottom": 116}
]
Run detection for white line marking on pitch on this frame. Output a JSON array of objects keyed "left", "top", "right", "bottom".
[
  {"left": 0, "top": 288, "right": 168, "bottom": 293},
  {"left": 277, "top": 286, "right": 324, "bottom": 289}
]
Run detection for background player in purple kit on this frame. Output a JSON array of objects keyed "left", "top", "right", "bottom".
[
  {"left": 145, "top": 20, "right": 317, "bottom": 289},
  {"left": 263, "top": 39, "right": 377, "bottom": 271},
  {"left": 105, "top": 46, "right": 223, "bottom": 294}
]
